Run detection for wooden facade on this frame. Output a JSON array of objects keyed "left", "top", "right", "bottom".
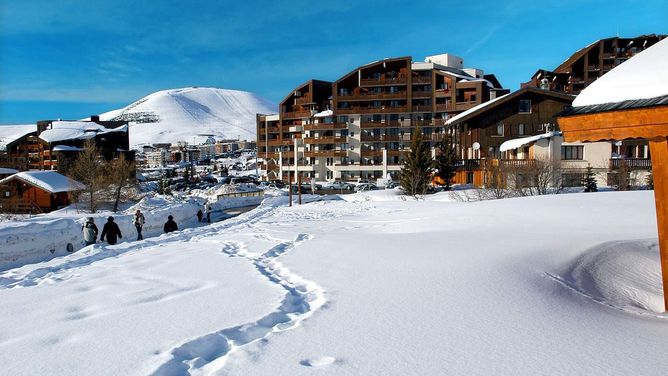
[
  {"left": 445, "top": 87, "right": 575, "bottom": 185},
  {"left": 0, "top": 172, "right": 84, "bottom": 213},
  {"left": 2, "top": 119, "right": 134, "bottom": 175}
]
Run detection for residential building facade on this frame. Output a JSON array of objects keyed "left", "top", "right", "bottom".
[{"left": 258, "top": 54, "right": 508, "bottom": 182}]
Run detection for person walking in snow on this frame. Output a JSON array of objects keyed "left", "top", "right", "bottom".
[
  {"left": 164, "top": 215, "right": 178, "bottom": 233},
  {"left": 205, "top": 202, "right": 212, "bottom": 223},
  {"left": 197, "top": 209, "right": 203, "bottom": 223},
  {"left": 82, "top": 217, "right": 98, "bottom": 246},
  {"left": 100, "top": 216, "right": 122, "bottom": 245},
  {"left": 133, "top": 209, "right": 145, "bottom": 240}
]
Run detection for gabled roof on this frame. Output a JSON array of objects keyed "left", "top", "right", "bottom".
[
  {"left": 445, "top": 87, "right": 575, "bottom": 126},
  {"left": 334, "top": 56, "right": 412, "bottom": 85},
  {"left": 0, "top": 171, "right": 86, "bottom": 193},
  {"left": 39, "top": 121, "right": 128, "bottom": 144}
]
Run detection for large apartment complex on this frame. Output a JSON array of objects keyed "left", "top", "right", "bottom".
[{"left": 257, "top": 54, "right": 508, "bottom": 182}]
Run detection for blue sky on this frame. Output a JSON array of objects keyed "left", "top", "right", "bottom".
[{"left": 0, "top": 0, "right": 666, "bottom": 124}]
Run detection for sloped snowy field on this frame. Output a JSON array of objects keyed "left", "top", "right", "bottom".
[
  {"left": 0, "top": 191, "right": 666, "bottom": 375},
  {"left": 98, "top": 87, "right": 277, "bottom": 147}
]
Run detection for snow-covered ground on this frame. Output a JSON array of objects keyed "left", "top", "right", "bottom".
[{"left": 0, "top": 190, "right": 666, "bottom": 375}]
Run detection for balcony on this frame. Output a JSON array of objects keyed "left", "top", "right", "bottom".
[
  {"left": 282, "top": 110, "right": 312, "bottom": 119},
  {"left": 360, "top": 120, "right": 410, "bottom": 128},
  {"left": 360, "top": 149, "right": 383, "bottom": 157},
  {"left": 262, "top": 126, "right": 280, "bottom": 133},
  {"left": 412, "top": 91, "right": 432, "bottom": 99},
  {"left": 302, "top": 137, "right": 347, "bottom": 145},
  {"left": 412, "top": 105, "right": 433, "bottom": 112},
  {"left": 435, "top": 103, "right": 452, "bottom": 112},
  {"left": 294, "top": 96, "right": 314, "bottom": 105},
  {"left": 360, "top": 77, "right": 407, "bottom": 86},
  {"left": 304, "top": 150, "right": 347, "bottom": 158},
  {"left": 339, "top": 91, "right": 408, "bottom": 101},
  {"left": 303, "top": 123, "right": 348, "bottom": 131},
  {"left": 259, "top": 152, "right": 279, "bottom": 160},
  {"left": 266, "top": 139, "right": 295, "bottom": 146},
  {"left": 337, "top": 106, "right": 409, "bottom": 114},
  {"left": 412, "top": 76, "right": 432, "bottom": 84},
  {"left": 609, "top": 158, "right": 652, "bottom": 170},
  {"left": 455, "top": 101, "right": 478, "bottom": 111}
]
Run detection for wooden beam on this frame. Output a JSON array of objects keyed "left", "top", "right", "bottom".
[
  {"left": 650, "top": 137, "right": 668, "bottom": 311},
  {"left": 558, "top": 106, "right": 668, "bottom": 142}
]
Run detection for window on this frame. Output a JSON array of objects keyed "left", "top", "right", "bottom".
[
  {"left": 373, "top": 72, "right": 382, "bottom": 80},
  {"left": 494, "top": 123, "right": 504, "bottom": 136},
  {"left": 518, "top": 123, "right": 525, "bottom": 135},
  {"left": 373, "top": 101, "right": 382, "bottom": 108},
  {"left": 561, "top": 145, "right": 584, "bottom": 160},
  {"left": 339, "top": 88, "right": 348, "bottom": 95},
  {"left": 338, "top": 116, "right": 349, "bottom": 123},
  {"left": 519, "top": 100, "right": 532, "bottom": 113}
]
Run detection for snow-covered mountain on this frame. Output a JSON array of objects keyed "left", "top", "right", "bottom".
[{"left": 98, "top": 87, "right": 277, "bottom": 147}]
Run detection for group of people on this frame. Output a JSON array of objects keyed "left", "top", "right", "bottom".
[{"left": 82, "top": 209, "right": 179, "bottom": 246}]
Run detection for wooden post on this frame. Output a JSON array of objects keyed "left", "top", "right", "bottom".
[
  {"left": 650, "top": 137, "right": 668, "bottom": 311},
  {"left": 298, "top": 174, "right": 302, "bottom": 205},
  {"left": 288, "top": 171, "right": 292, "bottom": 207}
]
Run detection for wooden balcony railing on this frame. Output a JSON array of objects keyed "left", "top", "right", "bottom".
[
  {"left": 412, "top": 76, "right": 432, "bottom": 84},
  {"left": 294, "top": 96, "right": 314, "bottom": 105},
  {"left": 360, "top": 77, "right": 407, "bottom": 86},
  {"left": 303, "top": 150, "right": 347, "bottom": 158},
  {"left": 412, "top": 91, "right": 432, "bottom": 99},
  {"left": 337, "top": 106, "right": 408, "bottom": 114},
  {"left": 609, "top": 158, "right": 652, "bottom": 170},
  {"left": 303, "top": 123, "right": 348, "bottom": 131},
  {"left": 434, "top": 103, "right": 452, "bottom": 112},
  {"left": 303, "top": 137, "right": 347, "bottom": 145},
  {"left": 360, "top": 120, "right": 411, "bottom": 128},
  {"left": 282, "top": 110, "right": 312, "bottom": 119},
  {"left": 266, "top": 139, "right": 294, "bottom": 146},
  {"left": 412, "top": 105, "right": 433, "bottom": 112},
  {"left": 338, "top": 91, "right": 407, "bottom": 100}
]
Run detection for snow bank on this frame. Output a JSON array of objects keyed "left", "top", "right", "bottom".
[
  {"left": 550, "top": 239, "right": 664, "bottom": 314},
  {"left": 0, "top": 195, "right": 202, "bottom": 270}
]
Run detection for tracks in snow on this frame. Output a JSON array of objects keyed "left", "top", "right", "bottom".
[{"left": 150, "top": 232, "right": 325, "bottom": 376}]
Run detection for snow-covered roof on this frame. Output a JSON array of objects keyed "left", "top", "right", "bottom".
[
  {"left": 0, "top": 168, "right": 19, "bottom": 175},
  {"left": 313, "top": 109, "right": 334, "bottom": 118},
  {"left": 572, "top": 38, "right": 668, "bottom": 107},
  {"left": 0, "top": 124, "right": 36, "bottom": 151},
  {"left": 499, "top": 131, "right": 561, "bottom": 152},
  {"left": 445, "top": 93, "right": 511, "bottom": 125},
  {"left": 39, "top": 122, "right": 128, "bottom": 144},
  {"left": 52, "top": 145, "right": 84, "bottom": 152},
  {"left": 0, "top": 171, "right": 86, "bottom": 193}
]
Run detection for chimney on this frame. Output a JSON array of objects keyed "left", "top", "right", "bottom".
[{"left": 91, "top": 115, "right": 100, "bottom": 122}]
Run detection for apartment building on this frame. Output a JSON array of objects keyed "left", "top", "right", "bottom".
[{"left": 257, "top": 54, "right": 508, "bottom": 182}]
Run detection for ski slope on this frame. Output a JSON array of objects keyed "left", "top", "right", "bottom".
[
  {"left": 0, "top": 190, "right": 665, "bottom": 375},
  {"left": 98, "top": 87, "right": 276, "bottom": 147}
]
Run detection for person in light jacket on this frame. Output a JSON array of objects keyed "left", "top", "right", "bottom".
[
  {"left": 133, "top": 209, "right": 145, "bottom": 240},
  {"left": 82, "top": 217, "right": 98, "bottom": 246}
]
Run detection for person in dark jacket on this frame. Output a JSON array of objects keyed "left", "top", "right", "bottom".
[
  {"left": 164, "top": 215, "right": 178, "bottom": 233},
  {"left": 197, "top": 209, "right": 203, "bottom": 223},
  {"left": 82, "top": 217, "right": 98, "bottom": 246},
  {"left": 100, "top": 216, "right": 122, "bottom": 245}
]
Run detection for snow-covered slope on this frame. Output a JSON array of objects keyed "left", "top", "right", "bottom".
[{"left": 98, "top": 87, "right": 277, "bottom": 147}]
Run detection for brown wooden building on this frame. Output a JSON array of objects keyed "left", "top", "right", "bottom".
[
  {"left": 523, "top": 34, "right": 666, "bottom": 95},
  {"left": 3, "top": 117, "right": 134, "bottom": 175},
  {"left": 444, "top": 87, "right": 576, "bottom": 185},
  {"left": 257, "top": 54, "right": 509, "bottom": 182},
  {"left": 0, "top": 171, "right": 85, "bottom": 213}
]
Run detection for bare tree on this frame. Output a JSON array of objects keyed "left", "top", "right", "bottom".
[
  {"left": 68, "top": 140, "right": 107, "bottom": 213},
  {"left": 107, "top": 153, "right": 136, "bottom": 212}
]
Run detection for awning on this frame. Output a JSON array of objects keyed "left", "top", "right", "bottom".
[{"left": 499, "top": 131, "right": 561, "bottom": 152}]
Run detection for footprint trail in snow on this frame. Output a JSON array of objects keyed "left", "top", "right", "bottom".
[{"left": 151, "top": 232, "right": 325, "bottom": 375}]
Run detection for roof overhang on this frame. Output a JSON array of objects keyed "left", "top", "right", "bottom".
[{"left": 558, "top": 105, "right": 668, "bottom": 142}]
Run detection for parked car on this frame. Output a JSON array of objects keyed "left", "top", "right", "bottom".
[
  {"left": 355, "top": 183, "right": 378, "bottom": 192},
  {"left": 324, "top": 181, "right": 354, "bottom": 190},
  {"left": 385, "top": 181, "right": 400, "bottom": 189}
]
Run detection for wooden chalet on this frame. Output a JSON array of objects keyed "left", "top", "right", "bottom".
[
  {"left": 0, "top": 171, "right": 85, "bottom": 213},
  {"left": 444, "top": 87, "right": 575, "bottom": 186},
  {"left": 557, "top": 38, "right": 668, "bottom": 310},
  {"left": 3, "top": 116, "right": 134, "bottom": 175}
]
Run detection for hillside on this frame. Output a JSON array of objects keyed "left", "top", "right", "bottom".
[{"left": 98, "top": 87, "right": 277, "bottom": 147}]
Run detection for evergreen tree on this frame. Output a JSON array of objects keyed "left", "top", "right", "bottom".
[
  {"left": 433, "top": 136, "right": 457, "bottom": 190},
  {"left": 183, "top": 164, "right": 191, "bottom": 182},
  {"left": 582, "top": 164, "right": 598, "bottom": 192},
  {"left": 399, "top": 128, "right": 433, "bottom": 195}
]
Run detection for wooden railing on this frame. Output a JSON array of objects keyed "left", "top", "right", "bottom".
[
  {"left": 609, "top": 158, "right": 652, "bottom": 170},
  {"left": 302, "top": 137, "right": 347, "bottom": 145},
  {"left": 303, "top": 150, "right": 347, "bottom": 157},
  {"left": 217, "top": 190, "right": 264, "bottom": 201},
  {"left": 360, "top": 77, "right": 407, "bottom": 86},
  {"left": 303, "top": 123, "right": 347, "bottom": 131}
]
